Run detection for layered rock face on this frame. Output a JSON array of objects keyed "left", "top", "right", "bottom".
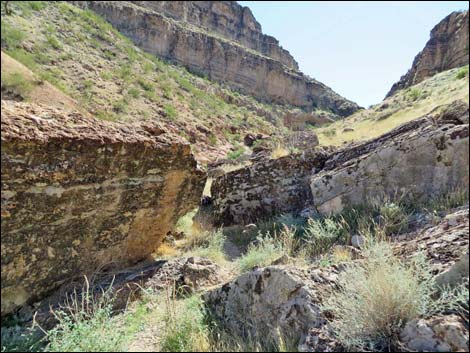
[
  {"left": 131, "top": 1, "right": 299, "bottom": 70},
  {"left": 1, "top": 101, "right": 206, "bottom": 315},
  {"left": 211, "top": 101, "right": 469, "bottom": 224},
  {"left": 211, "top": 151, "right": 329, "bottom": 226},
  {"left": 70, "top": 1, "right": 360, "bottom": 117},
  {"left": 311, "top": 102, "right": 469, "bottom": 214},
  {"left": 387, "top": 10, "right": 469, "bottom": 97}
]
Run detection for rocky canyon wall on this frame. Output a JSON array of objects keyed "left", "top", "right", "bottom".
[
  {"left": 387, "top": 10, "right": 469, "bottom": 97},
  {"left": 70, "top": 1, "right": 360, "bottom": 117}
]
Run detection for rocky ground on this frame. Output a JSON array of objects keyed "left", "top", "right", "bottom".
[{"left": 1, "top": 2, "right": 469, "bottom": 353}]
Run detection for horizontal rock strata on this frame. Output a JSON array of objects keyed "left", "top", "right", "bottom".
[{"left": 70, "top": 1, "right": 359, "bottom": 117}]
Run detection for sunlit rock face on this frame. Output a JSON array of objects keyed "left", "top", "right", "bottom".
[
  {"left": 69, "top": 1, "right": 360, "bottom": 117},
  {"left": 387, "top": 10, "right": 469, "bottom": 97},
  {"left": 1, "top": 101, "right": 206, "bottom": 315}
]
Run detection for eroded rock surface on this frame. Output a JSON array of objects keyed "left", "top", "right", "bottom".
[
  {"left": 1, "top": 101, "right": 206, "bottom": 315},
  {"left": 203, "top": 265, "right": 339, "bottom": 349},
  {"left": 399, "top": 314, "right": 469, "bottom": 352},
  {"left": 394, "top": 206, "right": 469, "bottom": 283},
  {"left": 311, "top": 103, "right": 469, "bottom": 214},
  {"left": 211, "top": 151, "right": 329, "bottom": 226},
  {"left": 387, "top": 10, "right": 469, "bottom": 97},
  {"left": 70, "top": 1, "right": 359, "bottom": 117}
]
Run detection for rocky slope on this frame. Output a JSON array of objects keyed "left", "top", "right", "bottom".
[
  {"left": 1, "top": 101, "right": 205, "bottom": 315},
  {"left": 211, "top": 100, "right": 469, "bottom": 224},
  {"left": 387, "top": 10, "right": 469, "bottom": 97},
  {"left": 317, "top": 65, "right": 469, "bottom": 146},
  {"left": 70, "top": 1, "right": 360, "bottom": 117},
  {"left": 204, "top": 206, "right": 469, "bottom": 352}
]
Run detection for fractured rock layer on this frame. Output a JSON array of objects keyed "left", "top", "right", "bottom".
[{"left": 311, "top": 105, "right": 469, "bottom": 214}]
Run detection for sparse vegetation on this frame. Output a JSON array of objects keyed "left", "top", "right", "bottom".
[
  {"left": 226, "top": 146, "right": 245, "bottom": 161},
  {"left": 455, "top": 65, "right": 468, "bottom": 79},
  {"left": 164, "top": 104, "right": 177, "bottom": 120},
  {"left": 1, "top": 71, "right": 35, "bottom": 98},
  {"left": 325, "top": 241, "right": 469, "bottom": 351}
]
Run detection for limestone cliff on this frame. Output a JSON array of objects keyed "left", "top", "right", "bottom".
[
  {"left": 70, "top": 1, "right": 360, "bottom": 117},
  {"left": 387, "top": 10, "right": 469, "bottom": 97},
  {"left": 131, "top": 1, "right": 299, "bottom": 70},
  {"left": 1, "top": 101, "right": 206, "bottom": 315}
]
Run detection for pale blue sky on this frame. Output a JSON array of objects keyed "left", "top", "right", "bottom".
[{"left": 239, "top": 1, "right": 469, "bottom": 107}]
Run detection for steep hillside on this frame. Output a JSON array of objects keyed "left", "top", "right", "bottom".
[
  {"left": 316, "top": 65, "right": 469, "bottom": 146},
  {"left": 69, "top": 1, "right": 360, "bottom": 117},
  {"left": 1, "top": 1, "right": 313, "bottom": 163},
  {"left": 387, "top": 10, "right": 469, "bottom": 97}
]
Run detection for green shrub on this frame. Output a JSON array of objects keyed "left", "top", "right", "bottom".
[
  {"left": 127, "top": 87, "right": 140, "bottom": 99},
  {"left": 1, "top": 21, "right": 26, "bottom": 48},
  {"left": 6, "top": 48, "right": 37, "bottom": 69},
  {"left": 302, "top": 217, "right": 346, "bottom": 257},
  {"left": 112, "top": 98, "right": 128, "bottom": 113},
  {"left": 378, "top": 202, "right": 409, "bottom": 235},
  {"left": 408, "top": 88, "right": 421, "bottom": 101},
  {"left": 187, "top": 229, "right": 226, "bottom": 265},
  {"left": 456, "top": 66, "right": 468, "bottom": 79},
  {"left": 45, "top": 35, "right": 62, "bottom": 50},
  {"left": 137, "top": 78, "right": 154, "bottom": 92},
  {"left": 160, "top": 295, "right": 210, "bottom": 352},
  {"left": 325, "top": 242, "right": 469, "bottom": 351},
  {"left": 227, "top": 146, "right": 245, "bottom": 161},
  {"left": 237, "top": 235, "right": 284, "bottom": 272},
  {"left": 1, "top": 72, "right": 35, "bottom": 98},
  {"left": 164, "top": 104, "right": 177, "bottom": 120}
]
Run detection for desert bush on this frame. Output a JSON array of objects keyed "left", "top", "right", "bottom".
[
  {"left": 408, "top": 88, "right": 421, "bottom": 101},
  {"left": 325, "top": 242, "right": 469, "bottom": 350},
  {"left": 1, "top": 72, "right": 35, "bottom": 98},
  {"left": 237, "top": 225, "right": 301, "bottom": 272},
  {"left": 164, "top": 104, "right": 177, "bottom": 120},
  {"left": 237, "top": 234, "right": 284, "bottom": 272},
  {"left": 302, "top": 217, "right": 346, "bottom": 257},
  {"left": 226, "top": 146, "right": 245, "bottom": 161},
  {"left": 1, "top": 21, "right": 26, "bottom": 48},
  {"left": 378, "top": 201, "right": 409, "bottom": 235},
  {"left": 456, "top": 66, "right": 468, "bottom": 79},
  {"left": 160, "top": 294, "right": 210, "bottom": 352},
  {"left": 185, "top": 229, "right": 226, "bottom": 265}
]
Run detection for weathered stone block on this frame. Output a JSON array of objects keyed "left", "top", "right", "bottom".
[{"left": 1, "top": 101, "right": 206, "bottom": 315}]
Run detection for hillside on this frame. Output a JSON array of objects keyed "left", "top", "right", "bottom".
[
  {"left": 70, "top": 1, "right": 360, "bottom": 116},
  {"left": 316, "top": 65, "right": 469, "bottom": 146},
  {"left": 1, "top": 1, "right": 309, "bottom": 163}
]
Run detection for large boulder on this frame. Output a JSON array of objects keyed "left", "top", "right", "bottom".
[
  {"left": 311, "top": 104, "right": 469, "bottom": 214},
  {"left": 1, "top": 101, "right": 206, "bottom": 315},
  {"left": 211, "top": 151, "right": 329, "bottom": 226},
  {"left": 203, "top": 265, "right": 339, "bottom": 349}
]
